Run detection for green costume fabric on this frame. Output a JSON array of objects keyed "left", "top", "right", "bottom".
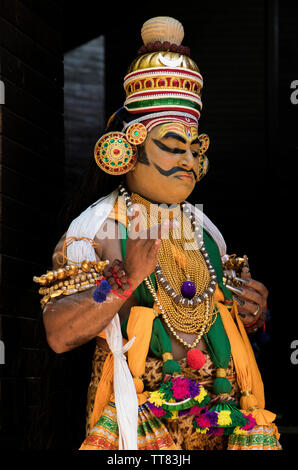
[{"left": 118, "top": 220, "right": 232, "bottom": 365}]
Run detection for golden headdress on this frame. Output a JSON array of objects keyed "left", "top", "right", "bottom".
[{"left": 122, "top": 16, "right": 203, "bottom": 132}]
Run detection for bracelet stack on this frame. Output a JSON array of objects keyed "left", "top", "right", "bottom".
[
  {"left": 93, "top": 260, "right": 132, "bottom": 302},
  {"left": 222, "top": 254, "right": 249, "bottom": 288},
  {"left": 33, "top": 259, "right": 109, "bottom": 308}
]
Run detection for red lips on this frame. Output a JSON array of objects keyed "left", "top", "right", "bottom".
[{"left": 176, "top": 172, "right": 194, "bottom": 181}]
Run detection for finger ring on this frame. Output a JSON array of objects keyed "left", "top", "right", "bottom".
[{"left": 252, "top": 305, "right": 260, "bottom": 317}]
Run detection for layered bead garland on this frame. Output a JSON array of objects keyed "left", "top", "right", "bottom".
[{"left": 119, "top": 183, "right": 217, "bottom": 348}]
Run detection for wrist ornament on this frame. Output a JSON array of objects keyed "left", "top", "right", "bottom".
[
  {"left": 244, "top": 316, "right": 265, "bottom": 330},
  {"left": 93, "top": 259, "right": 132, "bottom": 303},
  {"left": 34, "top": 259, "right": 109, "bottom": 308},
  {"left": 222, "top": 253, "right": 250, "bottom": 288}
]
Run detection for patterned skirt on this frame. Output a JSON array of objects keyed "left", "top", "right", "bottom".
[
  {"left": 82, "top": 340, "right": 240, "bottom": 450},
  {"left": 82, "top": 340, "right": 281, "bottom": 450},
  {"left": 81, "top": 401, "right": 177, "bottom": 450}
]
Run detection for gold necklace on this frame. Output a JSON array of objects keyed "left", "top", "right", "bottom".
[
  {"left": 144, "top": 275, "right": 217, "bottom": 349},
  {"left": 120, "top": 185, "right": 217, "bottom": 348}
]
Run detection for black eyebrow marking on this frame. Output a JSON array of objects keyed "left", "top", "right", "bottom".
[
  {"left": 191, "top": 138, "right": 200, "bottom": 145},
  {"left": 152, "top": 139, "right": 186, "bottom": 154},
  {"left": 161, "top": 132, "right": 187, "bottom": 144}
]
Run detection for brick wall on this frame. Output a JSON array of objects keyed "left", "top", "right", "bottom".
[
  {"left": 0, "top": 0, "right": 67, "bottom": 450},
  {"left": 64, "top": 35, "right": 105, "bottom": 196}
]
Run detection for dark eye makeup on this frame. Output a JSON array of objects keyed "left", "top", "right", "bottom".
[{"left": 152, "top": 139, "right": 199, "bottom": 157}]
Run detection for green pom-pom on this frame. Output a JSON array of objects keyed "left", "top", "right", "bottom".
[
  {"left": 212, "top": 377, "right": 232, "bottom": 395},
  {"left": 162, "top": 360, "right": 181, "bottom": 376}
]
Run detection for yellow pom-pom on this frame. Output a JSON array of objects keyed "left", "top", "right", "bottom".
[
  {"left": 148, "top": 391, "right": 164, "bottom": 407},
  {"left": 217, "top": 410, "right": 232, "bottom": 426},
  {"left": 194, "top": 388, "right": 207, "bottom": 403}
]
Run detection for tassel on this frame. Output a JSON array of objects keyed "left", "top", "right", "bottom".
[
  {"left": 192, "top": 368, "right": 254, "bottom": 435},
  {"left": 161, "top": 352, "right": 181, "bottom": 376},
  {"left": 212, "top": 368, "right": 232, "bottom": 395},
  {"left": 212, "top": 377, "right": 232, "bottom": 395},
  {"left": 193, "top": 396, "right": 254, "bottom": 436},
  {"left": 240, "top": 390, "right": 276, "bottom": 426},
  {"left": 146, "top": 375, "right": 209, "bottom": 420},
  {"left": 162, "top": 359, "right": 182, "bottom": 376},
  {"left": 239, "top": 390, "right": 259, "bottom": 412}
]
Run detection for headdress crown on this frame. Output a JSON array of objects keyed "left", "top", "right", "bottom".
[{"left": 123, "top": 17, "right": 203, "bottom": 126}]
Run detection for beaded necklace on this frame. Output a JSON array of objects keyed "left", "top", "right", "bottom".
[{"left": 119, "top": 184, "right": 218, "bottom": 349}]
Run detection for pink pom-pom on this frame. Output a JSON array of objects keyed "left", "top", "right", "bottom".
[{"left": 187, "top": 349, "right": 206, "bottom": 370}]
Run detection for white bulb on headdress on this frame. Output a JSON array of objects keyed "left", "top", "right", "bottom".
[{"left": 141, "top": 16, "right": 184, "bottom": 46}]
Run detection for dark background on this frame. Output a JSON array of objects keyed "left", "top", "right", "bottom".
[{"left": 0, "top": 0, "right": 297, "bottom": 451}]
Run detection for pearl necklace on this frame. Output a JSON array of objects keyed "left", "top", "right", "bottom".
[
  {"left": 119, "top": 184, "right": 218, "bottom": 349},
  {"left": 119, "top": 183, "right": 217, "bottom": 304},
  {"left": 145, "top": 275, "right": 215, "bottom": 349}
]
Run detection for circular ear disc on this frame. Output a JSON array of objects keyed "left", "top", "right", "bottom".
[
  {"left": 94, "top": 132, "right": 137, "bottom": 175},
  {"left": 196, "top": 134, "right": 210, "bottom": 182},
  {"left": 126, "top": 123, "right": 147, "bottom": 145},
  {"left": 198, "top": 134, "right": 210, "bottom": 155},
  {"left": 197, "top": 155, "right": 209, "bottom": 182}
]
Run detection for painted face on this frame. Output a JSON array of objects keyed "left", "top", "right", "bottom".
[{"left": 125, "top": 122, "right": 203, "bottom": 204}]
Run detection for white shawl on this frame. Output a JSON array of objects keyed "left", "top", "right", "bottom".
[{"left": 66, "top": 188, "right": 227, "bottom": 449}]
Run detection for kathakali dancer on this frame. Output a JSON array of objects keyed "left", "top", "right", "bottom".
[{"left": 37, "top": 17, "right": 281, "bottom": 450}]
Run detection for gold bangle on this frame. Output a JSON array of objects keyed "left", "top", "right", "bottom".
[
  {"left": 216, "top": 368, "right": 227, "bottom": 378},
  {"left": 162, "top": 352, "right": 174, "bottom": 362},
  {"left": 34, "top": 259, "right": 108, "bottom": 287},
  {"left": 40, "top": 276, "right": 100, "bottom": 306},
  {"left": 39, "top": 273, "right": 99, "bottom": 295}
]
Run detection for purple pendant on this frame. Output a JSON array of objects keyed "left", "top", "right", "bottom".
[{"left": 181, "top": 280, "right": 196, "bottom": 299}]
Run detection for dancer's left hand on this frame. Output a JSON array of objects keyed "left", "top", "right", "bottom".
[{"left": 234, "top": 266, "right": 268, "bottom": 334}]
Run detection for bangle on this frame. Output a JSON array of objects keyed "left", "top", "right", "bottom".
[
  {"left": 244, "top": 318, "right": 258, "bottom": 328},
  {"left": 34, "top": 259, "right": 109, "bottom": 308},
  {"left": 34, "top": 259, "right": 108, "bottom": 286},
  {"left": 93, "top": 260, "right": 132, "bottom": 303},
  {"left": 111, "top": 279, "right": 133, "bottom": 299},
  {"left": 244, "top": 317, "right": 265, "bottom": 329}
]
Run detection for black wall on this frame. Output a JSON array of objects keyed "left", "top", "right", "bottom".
[
  {"left": 0, "top": 0, "right": 297, "bottom": 451},
  {"left": 0, "top": 0, "right": 65, "bottom": 450}
]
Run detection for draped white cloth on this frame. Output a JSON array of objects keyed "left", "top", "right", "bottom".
[
  {"left": 66, "top": 188, "right": 119, "bottom": 264},
  {"left": 104, "top": 314, "right": 138, "bottom": 450},
  {"left": 65, "top": 187, "right": 227, "bottom": 450}
]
